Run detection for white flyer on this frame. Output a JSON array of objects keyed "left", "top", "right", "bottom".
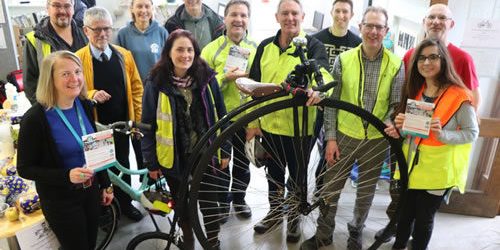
[
  {"left": 224, "top": 45, "right": 251, "bottom": 73},
  {"left": 82, "top": 129, "right": 116, "bottom": 172},
  {"left": 16, "top": 220, "right": 60, "bottom": 250},
  {"left": 402, "top": 99, "right": 435, "bottom": 138}
]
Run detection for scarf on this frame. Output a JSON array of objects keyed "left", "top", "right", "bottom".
[{"left": 172, "top": 75, "right": 193, "bottom": 88}]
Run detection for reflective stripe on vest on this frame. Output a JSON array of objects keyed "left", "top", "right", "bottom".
[
  {"left": 26, "top": 32, "right": 51, "bottom": 66},
  {"left": 404, "top": 85, "right": 473, "bottom": 192},
  {"left": 337, "top": 46, "right": 401, "bottom": 139},
  {"left": 156, "top": 93, "right": 174, "bottom": 169}
]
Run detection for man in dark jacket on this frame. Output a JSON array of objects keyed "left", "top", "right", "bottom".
[
  {"left": 23, "top": 0, "right": 88, "bottom": 103},
  {"left": 164, "top": 0, "right": 224, "bottom": 48}
]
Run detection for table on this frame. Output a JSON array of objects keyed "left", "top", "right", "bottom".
[{"left": 0, "top": 209, "right": 45, "bottom": 250}]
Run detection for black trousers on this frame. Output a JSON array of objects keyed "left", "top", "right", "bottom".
[
  {"left": 165, "top": 167, "right": 221, "bottom": 241},
  {"left": 263, "top": 131, "right": 312, "bottom": 215},
  {"left": 394, "top": 189, "right": 444, "bottom": 250},
  {"left": 41, "top": 184, "right": 100, "bottom": 250},
  {"left": 218, "top": 127, "right": 251, "bottom": 205}
]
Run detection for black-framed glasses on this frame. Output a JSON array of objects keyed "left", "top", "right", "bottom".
[
  {"left": 49, "top": 3, "right": 73, "bottom": 11},
  {"left": 417, "top": 54, "right": 441, "bottom": 63},
  {"left": 362, "top": 23, "right": 387, "bottom": 32},
  {"left": 425, "top": 15, "right": 451, "bottom": 22},
  {"left": 86, "top": 26, "right": 113, "bottom": 34}
]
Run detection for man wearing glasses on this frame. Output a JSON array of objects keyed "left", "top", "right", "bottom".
[
  {"left": 405, "top": 4, "right": 480, "bottom": 109},
  {"left": 301, "top": 6, "right": 404, "bottom": 250},
  {"left": 23, "top": 0, "right": 88, "bottom": 104},
  {"left": 375, "top": 3, "right": 481, "bottom": 244},
  {"left": 76, "top": 7, "right": 144, "bottom": 222}
]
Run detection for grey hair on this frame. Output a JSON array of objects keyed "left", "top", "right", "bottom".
[
  {"left": 362, "top": 6, "right": 388, "bottom": 26},
  {"left": 47, "top": 0, "right": 75, "bottom": 5},
  {"left": 83, "top": 6, "right": 113, "bottom": 27},
  {"left": 277, "top": 0, "right": 303, "bottom": 13}
]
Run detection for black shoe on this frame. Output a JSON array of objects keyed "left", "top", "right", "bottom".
[
  {"left": 347, "top": 225, "right": 362, "bottom": 250},
  {"left": 286, "top": 217, "right": 301, "bottom": 243},
  {"left": 234, "top": 201, "right": 252, "bottom": 219},
  {"left": 122, "top": 204, "right": 143, "bottom": 222},
  {"left": 253, "top": 211, "right": 283, "bottom": 234},
  {"left": 374, "top": 224, "right": 396, "bottom": 243},
  {"left": 300, "top": 235, "right": 333, "bottom": 250}
]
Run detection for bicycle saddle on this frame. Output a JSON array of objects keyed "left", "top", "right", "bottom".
[{"left": 236, "top": 77, "right": 282, "bottom": 97}]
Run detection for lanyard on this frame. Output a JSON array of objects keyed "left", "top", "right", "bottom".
[{"left": 54, "top": 100, "right": 87, "bottom": 149}]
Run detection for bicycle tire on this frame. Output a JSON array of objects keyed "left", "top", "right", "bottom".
[
  {"left": 126, "top": 231, "right": 182, "bottom": 250},
  {"left": 189, "top": 96, "right": 407, "bottom": 250},
  {"left": 96, "top": 200, "right": 119, "bottom": 250}
]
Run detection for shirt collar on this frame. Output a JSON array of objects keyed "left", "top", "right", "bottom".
[
  {"left": 360, "top": 46, "right": 384, "bottom": 61},
  {"left": 90, "top": 44, "right": 112, "bottom": 61}
]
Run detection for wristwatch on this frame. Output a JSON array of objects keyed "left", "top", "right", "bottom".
[{"left": 105, "top": 185, "right": 114, "bottom": 194}]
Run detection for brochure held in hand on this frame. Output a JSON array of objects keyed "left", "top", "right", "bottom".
[{"left": 402, "top": 99, "right": 435, "bottom": 138}]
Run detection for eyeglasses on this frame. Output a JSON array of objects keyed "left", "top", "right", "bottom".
[
  {"left": 417, "top": 54, "right": 441, "bottom": 63},
  {"left": 86, "top": 26, "right": 113, "bottom": 34},
  {"left": 57, "top": 69, "right": 83, "bottom": 80},
  {"left": 49, "top": 3, "right": 73, "bottom": 11},
  {"left": 425, "top": 15, "right": 451, "bottom": 22},
  {"left": 362, "top": 23, "right": 387, "bottom": 32}
]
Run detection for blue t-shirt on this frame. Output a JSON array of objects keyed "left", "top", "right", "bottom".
[{"left": 46, "top": 99, "right": 95, "bottom": 169}]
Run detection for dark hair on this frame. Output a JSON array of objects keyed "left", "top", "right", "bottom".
[
  {"left": 394, "top": 38, "right": 467, "bottom": 116},
  {"left": 362, "top": 6, "right": 388, "bottom": 26},
  {"left": 332, "top": 0, "right": 353, "bottom": 12},
  {"left": 225, "top": 0, "right": 251, "bottom": 17},
  {"left": 150, "top": 29, "right": 211, "bottom": 87}
]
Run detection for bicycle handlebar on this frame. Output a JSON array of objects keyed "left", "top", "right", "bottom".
[
  {"left": 107, "top": 121, "right": 152, "bottom": 131},
  {"left": 312, "top": 81, "right": 338, "bottom": 93}
]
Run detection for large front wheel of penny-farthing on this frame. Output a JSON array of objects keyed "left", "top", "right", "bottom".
[{"left": 189, "top": 97, "right": 407, "bottom": 250}]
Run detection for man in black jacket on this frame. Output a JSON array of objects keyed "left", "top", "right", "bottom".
[
  {"left": 164, "top": 0, "right": 224, "bottom": 48},
  {"left": 23, "top": 0, "right": 87, "bottom": 104}
]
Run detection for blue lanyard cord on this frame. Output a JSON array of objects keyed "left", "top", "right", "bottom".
[{"left": 54, "top": 100, "right": 87, "bottom": 149}]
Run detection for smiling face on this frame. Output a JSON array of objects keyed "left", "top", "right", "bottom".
[
  {"left": 424, "top": 4, "right": 454, "bottom": 41},
  {"left": 84, "top": 18, "right": 113, "bottom": 51},
  {"left": 224, "top": 3, "right": 249, "bottom": 43},
  {"left": 417, "top": 45, "right": 442, "bottom": 81},
  {"left": 47, "top": 0, "right": 74, "bottom": 28},
  {"left": 331, "top": 1, "right": 353, "bottom": 31},
  {"left": 170, "top": 36, "right": 195, "bottom": 77},
  {"left": 53, "top": 57, "right": 84, "bottom": 102},
  {"left": 275, "top": 0, "right": 305, "bottom": 40},
  {"left": 359, "top": 11, "right": 388, "bottom": 53},
  {"left": 131, "top": 0, "right": 153, "bottom": 24}
]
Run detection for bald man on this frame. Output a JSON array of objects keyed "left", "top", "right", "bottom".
[{"left": 404, "top": 4, "right": 480, "bottom": 109}]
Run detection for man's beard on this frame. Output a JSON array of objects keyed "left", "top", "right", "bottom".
[{"left": 54, "top": 16, "right": 71, "bottom": 28}]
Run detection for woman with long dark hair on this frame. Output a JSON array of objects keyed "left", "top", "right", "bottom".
[
  {"left": 141, "top": 29, "right": 228, "bottom": 249},
  {"left": 389, "top": 38, "right": 479, "bottom": 250}
]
